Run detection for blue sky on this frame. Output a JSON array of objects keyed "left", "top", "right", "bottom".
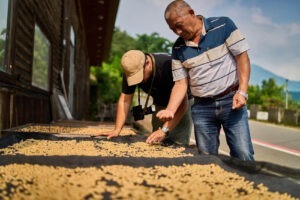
[{"left": 115, "top": 0, "right": 300, "bottom": 81}]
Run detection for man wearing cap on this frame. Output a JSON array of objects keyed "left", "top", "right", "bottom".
[{"left": 94, "top": 50, "right": 192, "bottom": 145}]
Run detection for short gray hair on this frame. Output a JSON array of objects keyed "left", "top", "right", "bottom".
[{"left": 164, "top": 0, "right": 192, "bottom": 20}]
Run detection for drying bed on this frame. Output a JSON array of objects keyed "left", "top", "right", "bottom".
[{"left": 0, "top": 123, "right": 299, "bottom": 199}]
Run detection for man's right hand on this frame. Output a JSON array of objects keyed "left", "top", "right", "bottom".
[
  {"left": 92, "top": 130, "right": 120, "bottom": 139},
  {"left": 156, "top": 79, "right": 188, "bottom": 122},
  {"left": 156, "top": 109, "right": 174, "bottom": 122}
]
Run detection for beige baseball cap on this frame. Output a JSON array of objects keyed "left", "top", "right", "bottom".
[{"left": 121, "top": 50, "right": 146, "bottom": 86}]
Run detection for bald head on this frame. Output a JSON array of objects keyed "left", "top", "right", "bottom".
[{"left": 164, "top": 0, "right": 192, "bottom": 20}]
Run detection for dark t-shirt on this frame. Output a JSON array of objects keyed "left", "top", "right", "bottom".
[{"left": 122, "top": 53, "right": 174, "bottom": 107}]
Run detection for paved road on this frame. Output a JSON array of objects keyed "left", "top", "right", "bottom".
[{"left": 219, "top": 120, "right": 300, "bottom": 169}]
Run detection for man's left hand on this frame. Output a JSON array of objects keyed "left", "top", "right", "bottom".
[{"left": 232, "top": 93, "right": 247, "bottom": 109}]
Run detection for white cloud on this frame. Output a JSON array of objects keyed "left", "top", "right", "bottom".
[
  {"left": 218, "top": 3, "right": 300, "bottom": 80},
  {"left": 248, "top": 10, "right": 286, "bottom": 46},
  {"left": 146, "top": 0, "right": 225, "bottom": 17},
  {"left": 288, "top": 23, "right": 300, "bottom": 36},
  {"left": 250, "top": 8, "right": 276, "bottom": 27},
  {"left": 149, "top": 0, "right": 172, "bottom": 7}
]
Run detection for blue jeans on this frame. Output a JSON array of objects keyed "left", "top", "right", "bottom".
[{"left": 191, "top": 92, "right": 254, "bottom": 161}]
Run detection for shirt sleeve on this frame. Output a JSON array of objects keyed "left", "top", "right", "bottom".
[
  {"left": 171, "top": 49, "right": 188, "bottom": 82},
  {"left": 224, "top": 17, "right": 250, "bottom": 56}
]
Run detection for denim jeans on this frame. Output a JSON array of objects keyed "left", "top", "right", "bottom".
[{"left": 191, "top": 92, "right": 254, "bottom": 161}]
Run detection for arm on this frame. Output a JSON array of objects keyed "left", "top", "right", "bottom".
[
  {"left": 146, "top": 95, "right": 188, "bottom": 144},
  {"left": 146, "top": 94, "right": 188, "bottom": 144},
  {"left": 114, "top": 93, "right": 134, "bottom": 133},
  {"left": 146, "top": 78, "right": 188, "bottom": 144},
  {"left": 95, "top": 93, "right": 133, "bottom": 138},
  {"left": 156, "top": 78, "right": 188, "bottom": 121},
  {"left": 163, "top": 94, "right": 188, "bottom": 130},
  {"left": 232, "top": 51, "right": 250, "bottom": 109}
]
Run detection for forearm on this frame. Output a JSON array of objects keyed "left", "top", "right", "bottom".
[
  {"left": 114, "top": 93, "right": 133, "bottom": 132},
  {"left": 166, "top": 78, "right": 188, "bottom": 114},
  {"left": 146, "top": 94, "right": 189, "bottom": 144},
  {"left": 232, "top": 51, "right": 250, "bottom": 109},
  {"left": 236, "top": 51, "right": 250, "bottom": 92},
  {"left": 156, "top": 78, "right": 188, "bottom": 121},
  {"left": 163, "top": 95, "right": 188, "bottom": 130}
]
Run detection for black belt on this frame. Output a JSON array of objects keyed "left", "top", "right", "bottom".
[{"left": 196, "top": 84, "right": 239, "bottom": 100}]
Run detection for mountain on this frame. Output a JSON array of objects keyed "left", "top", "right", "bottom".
[{"left": 250, "top": 64, "right": 300, "bottom": 101}]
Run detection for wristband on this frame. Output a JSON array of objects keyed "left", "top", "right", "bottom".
[
  {"left": 160, "top": 126, "right": 169, "bottom": 137},
  {"left": 237, "top": 90, "right": 248, "bottom": 100}
]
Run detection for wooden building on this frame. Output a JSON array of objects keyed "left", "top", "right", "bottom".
[{"left": 0, "top": 0, "right": 120, "bottom": 132}]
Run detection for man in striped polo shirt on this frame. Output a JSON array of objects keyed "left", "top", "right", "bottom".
[{"left": 157, "top": 1, "right": 254, "bottom": 160}]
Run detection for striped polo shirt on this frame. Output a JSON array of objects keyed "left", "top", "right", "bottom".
[{"left": 171, "top": 16, "right": 250, "bottom": 98}]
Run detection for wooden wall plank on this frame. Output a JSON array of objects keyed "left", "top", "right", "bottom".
[{"left": 0, "top": 0, "right": 116, "bottom": 131}]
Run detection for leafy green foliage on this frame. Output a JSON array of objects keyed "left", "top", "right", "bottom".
[
  {"left": 109, "top": 27, "right": 137, "bottom": 61},
  {"left": 0, "top": 0, "right": 8, "bottom": 71},
  {"left": 135, "top": 32, "right": 173, "bottom": 53},
  {"left": 32, "top": 26, "right": 50, "bottom": 90},
  {"left": 0, "top": 28, "right": 7, "bottom": 71},
  {"left": 90, "top": 56, "right": 122, "bottom": 104},
  {"left": 260, "top": 78, "right": 285, "bottom": 109},
  {"left": 248, "top": 85, "right": 262, "bottom": 105},
  {"left": 248, "top": 78, "right": 299, "bottom": 111}
]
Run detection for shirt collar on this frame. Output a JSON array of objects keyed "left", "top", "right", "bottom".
[{"left": 200, "top": 15, "right": 207, "bottom": 36}]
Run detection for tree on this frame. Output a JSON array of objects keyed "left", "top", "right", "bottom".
[
  {"left": 109, "top": 27, "right": 137, "bottom": 61},
  {"left": 0, "top": 28, "right": 7, "bottom": 70},
  {"left": 247, "top": 78, "right": 285, "bottom": 110},
  {"left": 90, "top": 55, "right": 122, "bottom": 104},
  {"left": 109, "top": 28, "right": 173, "bottom": 57},
  {"left": 32, "top": 26, "right": 50, "bottom": 90},
  {"left": 135, "top": 32, "right": 173, "bottom": 53},
  {"left": 248, "top": 78, "right": 300, "bottom": 113},
  {"left": 260, "top": 78, "right": 285, "bottom": 109},
  {"left": 248, "top": 85, "right": 262, "bottom": 105}
]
